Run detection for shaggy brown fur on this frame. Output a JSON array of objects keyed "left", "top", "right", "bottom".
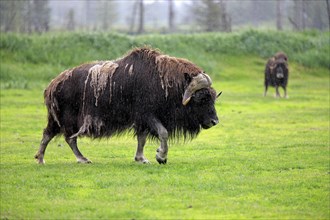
[
  {"left": 264, "top": 51, "right": 289, "bottom": 98},
  {"left": 84, "top": 60, "right": 119, "bottom": 106},
  {"left": 36, "top": 47, "right": 219, "bottom": 164}
]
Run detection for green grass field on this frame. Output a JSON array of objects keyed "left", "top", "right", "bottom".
[{"left": 0, "top": 31, "right": 329, "bottom": 219}]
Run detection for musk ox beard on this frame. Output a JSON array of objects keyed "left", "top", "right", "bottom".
[
  {"left": 35, "top": 47, "right": 220, "bottom": 165},
  {"left": 264, "top": 52, "right": 289, "bottom": 98}
]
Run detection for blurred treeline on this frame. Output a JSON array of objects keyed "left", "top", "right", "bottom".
[{"left": 1, "top": 0, "right": 329, "bottom": 34}]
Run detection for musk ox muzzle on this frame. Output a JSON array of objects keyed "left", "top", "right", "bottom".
[
  {"left": 201, "top": 118, "right": 219, "bottom": 129},
  {"left": 275, "top": 65, "right": 284, "bottom": 79}
]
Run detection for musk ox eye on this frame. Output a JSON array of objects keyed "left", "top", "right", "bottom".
[{"left": 196, "top": 94, "right": 212, "bottom": 104}]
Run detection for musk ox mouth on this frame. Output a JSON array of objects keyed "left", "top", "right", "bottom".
[
  {"left": 276, "top": 72, "right": 284, "bottom": 78},
  {"left": 202, "top": 119, "right": 219, "bottom": 129}
]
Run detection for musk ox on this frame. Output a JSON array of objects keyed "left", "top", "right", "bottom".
[
  {"left": 35, "top": 47, "right": 220, "bottom": 165},
  {"left": 264, "top": 52, "right": 289, "bottom": 98}
]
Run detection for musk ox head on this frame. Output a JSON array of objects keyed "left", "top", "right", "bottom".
[
  {"left": 181, "top": 73, "right": 219, "bottom": 129},
  {"left": 270, "top": 52, "right": 288, "bottom": 79},
  {"left": 189, "top": 87, "right": 219, "bottom": 129}
]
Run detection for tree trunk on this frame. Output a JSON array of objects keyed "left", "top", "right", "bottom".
[
  {"left": 137, "top": 0, "right": 144, "bottom": 34},
  {"left": 290, "top": 0, "right": 303, "bottom": 30},
  {"left": 129, "top": 1, "right": 138, "bottom": 34},
  {"left": 219, "top": 0, "right": 231, "bottom": 32},
  {"left": 326, "top": 0, "right": 330, "bottom": 29},
  {"left": 302, "top": 0, "right": 306, "bottom": 30},
  {"left": 276, "top": 0, "right": 283, "bottom": 30},
  {"left": 168, "top": 0, "right": 175, "bottom": 32}
]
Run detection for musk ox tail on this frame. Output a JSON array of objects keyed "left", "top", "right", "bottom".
[{"left": 45, "top": 93, "right": 61, "bottom": 127}]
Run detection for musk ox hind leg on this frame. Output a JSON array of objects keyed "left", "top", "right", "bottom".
[
  {"left": 282, "top": 85, "right": 288, "bottom": 98},
  {"left": 65, "top": 136, "right": 92, "bottom": 163},
  {"left": 134, "top": 131, "right": 150, "bottom": 164},
  {"left": 275, "top": 86, "right": 281, "bottom": 98},
  {"left": 35, "top": 119, "right": 60, "bottom": 164},
  {"left": 35, "top": 132, "right": 56, "bottom": 164}
]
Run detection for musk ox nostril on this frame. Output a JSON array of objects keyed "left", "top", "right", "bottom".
[{"left": 211, "top": 119, "right": 218, "bottom": 126}]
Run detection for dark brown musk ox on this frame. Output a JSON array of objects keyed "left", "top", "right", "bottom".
[
  {"left": 35, "top": 47, "right": 220, "bottom": 165},
  {"left": 264, "top": 52, "right": 289, "bottom": 98}
]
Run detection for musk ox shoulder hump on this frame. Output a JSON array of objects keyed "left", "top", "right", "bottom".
[{"left": 121, "top": 47, "right": 204, "bottom": 99}]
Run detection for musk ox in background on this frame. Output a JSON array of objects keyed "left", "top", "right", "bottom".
[
  {"left": 35, "top": 47, "right": 220, "bottom": 165},
  {"left": 264, "top": 52, "right": 289, "bottom": 98}
]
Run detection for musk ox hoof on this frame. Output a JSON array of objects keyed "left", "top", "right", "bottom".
[
  {"left": 36, "top": 159, "right": 45, "bottom": 164},
  {"left": 77, "top": 157, "right": 92, "bottom": 164},
  {"left": 156, "top": 154, "right": 167, "bottom": 164},
  {"left": 34, "top": 153, "right": 45, "bottom": 164},
  {"left": 135, "top": 156, "right": 150, "bottom": 164}
]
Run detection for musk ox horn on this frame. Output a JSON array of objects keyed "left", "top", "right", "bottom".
[
  {"left": 217, "top": 91, "right": 222, "bottom": 98},
  {"left": 182, "top": 73, "right": 212, "bottom": 105}
]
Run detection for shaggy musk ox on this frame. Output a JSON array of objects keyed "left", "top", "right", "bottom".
[
  {"left": 264, "top": 52, "right": 289, "bottom": 98},
  {"left": 35, "top": 47, "right": 220, "bottom": 165}
]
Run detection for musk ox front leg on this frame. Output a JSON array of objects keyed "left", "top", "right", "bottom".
[
  {"left": 148, "top": 117, "right": 168, "bottom": 164},
  {"left": 264, "top": 83, "right": 268, "bottom": 97},
  {"left": 275, "top": 85, "right": 281, "bottom": 98},
  {"left": 135, "top": 131, "right": 150, "bottom": 164}
]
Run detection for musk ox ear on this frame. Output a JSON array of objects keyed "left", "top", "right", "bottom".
[
  {"left": 184, "top": 73, "right": 192, "bottom": 83},
  {"left": 182, "top": 73, "right": 212, "bottom": 105}
]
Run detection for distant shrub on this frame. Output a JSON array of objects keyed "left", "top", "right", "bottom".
[
  {"left": 1, "top": 30, "right": 328, "bottom": 68},
  {"left": 0, "top": 30, "right": 329, "bottom": 88}
]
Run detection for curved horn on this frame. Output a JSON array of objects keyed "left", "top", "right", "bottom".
[{"left": 182, "top": 73, "right": 212, "bottom": 105}]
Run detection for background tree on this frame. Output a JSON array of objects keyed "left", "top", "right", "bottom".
[
  {"left": 97, "top": 0, "right": 117, "bottom": 31},
  {"left": 276, "top": 0, "right": 283, "bottom": 30},
  {"left": 1, "top": 0, "right": 329, "bottom": 33},
  {"left": 65, "top": 8, "right": 75, "bottom": 31},
  {"left": 193, "top": 0, "right": 222, "bottom": 32},
  {"left": 31, "top": 0, "right": 50, "bottom": 33},
  {"left": 0, "top": 0, "right": 50, "bottom": 33},
  {"left": 0, "top": 0, "right": 25, "bottom": 32},
  {"left": 192, "top": 0, "right": 231, "bottom": 32},
  {"left": 168, "top": 0, "right": 175, "bottom": 32},
  {"left": 289, "top": 0, "right": 306, "bottom": 30},
  {"left": 137, "top": 0, "right": 144, "bottom": 34},
  {"left": 289, "top": 0, "right": 328, "bottom": 31},
  {"left": 327, "top": 0, "right": 330, "bottom": 29},
  {"left": 128, "top": 1, "right": 138, "bottom": 34},
  {"left": 85, "top": 0, "right": 99, "bottom": 30},
  {"left": 307, "top": 0, "right": 329, "bottom": 30},
  {"left": 128, "top": 0, "right": 144, "bottom": 34},
  {"left": 219, "top": 0, "right": 231, "bottom": 32}
]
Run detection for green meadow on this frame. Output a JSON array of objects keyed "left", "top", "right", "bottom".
[{"left": 0, "top": 31, "right": 329, "bottom": 219}]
